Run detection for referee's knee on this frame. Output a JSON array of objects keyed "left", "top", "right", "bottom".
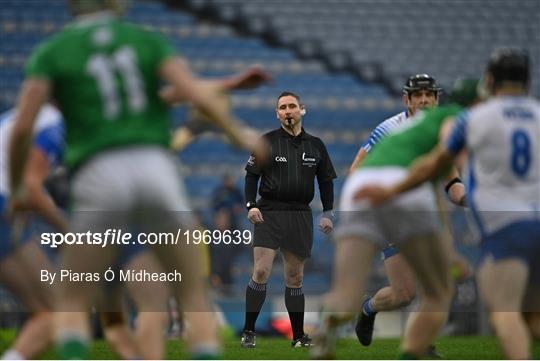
[
  {"left": 285, "top": 272, "right": 303, "bottom": 288},
  {"left": 252, "top": 267, "right": 271, "bottom": 283}
]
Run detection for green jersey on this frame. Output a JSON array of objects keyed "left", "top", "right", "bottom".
[
  {"left": 361, "top": 104, "right": 463, "bottom": 168},
  {"left": 26, "top": 14, "right": 176, "bottom": 168}
]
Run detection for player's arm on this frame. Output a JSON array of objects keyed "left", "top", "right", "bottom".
[
  {"left": 393, "top": 145, "right": 454, "bottom": 198},
  {"left": 9, "top": 78, "right": 50, "bottom": 199},
  {"left": 23, "top": 147, "right": 68, "bottom": 232},
  {"left": 349, "top": 123, "right": 386, "bottom": 174},
  {"left": 160, "top": 67, "right": 271, "bottom": 106},
  {"left": 439, "top": 116, "right": 467, "bottom": 207},
  {"left": 444, "top": 168, "right": 467, "bottom": 207},
  {"left": 348, "top": 147, "right": 367, "bottom": 174},
  {"left": 159, "top": 57, "right": 256, "bottom": 152},
  {"left": 355, "top": 114, "right": 467, "bottom": 205}
]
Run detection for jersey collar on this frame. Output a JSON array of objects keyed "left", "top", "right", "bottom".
[{"left": 279, "top": 126, "right": 305, "bottom": 139}]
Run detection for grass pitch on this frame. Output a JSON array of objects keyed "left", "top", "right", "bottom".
[{"left": 1, "top": 329, "right": 539, "bottom": 359}]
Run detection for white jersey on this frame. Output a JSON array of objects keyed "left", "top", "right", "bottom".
[
  {"left": 447, "top": 95, "right": 540, "bottom": 235},
  {"left": 0, "top": 104, "right": 63, "bottom": 196}
]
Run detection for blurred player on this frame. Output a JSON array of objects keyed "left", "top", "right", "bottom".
[
  {"left": 349, "top": 74, "right": 446, "bottom": 355},
  {"left": 356, "top": 48, "right": 538, "bottom": 359},
  {"left": 311, "top": 78, "right": 481, "bottom": 359},
  {"left": 1, "top": 104, "right": 164, "bottom": 360},
  {"left": 8, "top": 0, "right": 261, "bottom": 359},
  {"left": 0, "top": 105, "right": 64, "bottom": 360}
]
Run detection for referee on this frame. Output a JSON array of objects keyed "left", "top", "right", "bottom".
[{"left": 241, "top": 91, "right": 337, "bottom": 348}]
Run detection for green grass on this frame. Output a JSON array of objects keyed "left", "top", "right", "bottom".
[{"left": 1, "top": 329, "right": 539, "bottom": 359}]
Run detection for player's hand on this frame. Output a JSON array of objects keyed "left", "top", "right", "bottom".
[
  {"left": 353, "top": 185, "right": 394, "bottom": 206},
  {"left": 222, "top": 67, "right": 272, "bottom": 90},
  {"left": 247, "top": 208, "right": 264, "bottom": 224},
  {"left": 318, "top": 216, "right": 333, "bottom": 234}
]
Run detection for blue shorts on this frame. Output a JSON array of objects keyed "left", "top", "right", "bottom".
[{"left": 481, "top": 220, "right": 540, "bottom": 273}]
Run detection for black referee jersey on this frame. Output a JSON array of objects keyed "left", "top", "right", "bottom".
[{"left": 245, "top": 127, "right": 337, "bottom": 211}]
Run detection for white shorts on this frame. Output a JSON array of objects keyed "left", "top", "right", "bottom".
[
  {"left": 334, "top": 167, "right": 441, "bottom": 247},
  {"left": 70, "top": 145, "right": 194, "bottom": 234}
]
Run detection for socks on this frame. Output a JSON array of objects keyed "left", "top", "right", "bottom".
[
  {"left": 190, "top": 343, "right": 222, "bottom": 360},
  {"left": 1, "top": 349, "right": 24, "bottom": 360},
  {"left": 285, "top": 286, "right": 305, "bottom": 340},
  {"left": 56, "top": 330, "right": 90, "bottom": 360},
  {"left": 362, "top": 297, "right": 376, "bottom": 317},
  {"left": 243, "top": 279, "right": 267, "bottom": 331}
]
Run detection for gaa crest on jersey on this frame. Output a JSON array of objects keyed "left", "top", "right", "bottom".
[{"left": 247, "top": 155, "right": 255, "bottom": 166}]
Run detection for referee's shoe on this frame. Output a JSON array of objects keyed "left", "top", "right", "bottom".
[
  {"left": 291, "top": 334, "right": 313, "bottom": 348},
  {"left": 240, "top": 330, "right": 256, "bottom": 348}
]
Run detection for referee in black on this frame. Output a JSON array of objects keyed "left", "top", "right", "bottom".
[{"left": 241, "top": 91, "right": 337, "bottom": 348}]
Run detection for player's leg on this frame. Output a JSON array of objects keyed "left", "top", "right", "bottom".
[
  {"left": 0, "top": 241, "right": 55, "bottom": 359},
  {"left": 355, "top": 250, "right": 416, "bottom": 347},
  {"left": 134, "top": 147, "right": 221, "bottom": 358},
  {"left": 478, "top": 257, "right": 530, "bottom": 359},
  {"left": 54, "top": 152, "right": 131, "bottom": 359},
  {"left": 100, "top": 311, "right": 141, "bottom": 360},
  {"left": 241, "top": 246, "right": 276, "bottom": 347},
  {"left": 523, "top": 253, "right": 540, "bottom": 340},
  {"left": 373, "top": 252, "right": 417, "bottom": 311},
  {"left": 397, "top": 233, "right": 453, "bottom": 358},
  {"left": 312, "top": 236, "right": 378, "bottom": 359},
  {"left": 124, "top": 251, "right": 169, "bottom": 360},
  {"left": 282, "top": 249, "right": 309, "bottom": 346},
  {"left": 524, "top": 312, "right": 540, "bottom": 341}
]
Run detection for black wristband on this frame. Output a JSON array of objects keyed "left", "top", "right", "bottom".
[
  {"left": 444, "top": 177, "right": 463, "bottom": 194},
  {"left": 246, "top": 201, "right": 257, "bottom": 211}
]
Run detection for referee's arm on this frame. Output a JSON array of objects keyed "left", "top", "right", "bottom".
[
  {"left": 316, "top": 140, "right": 337, "bottom": 233},
  {"left": 245, "top": 146, "right": 264, "bottom": 223}
]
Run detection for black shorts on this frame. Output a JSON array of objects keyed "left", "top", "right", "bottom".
[{"left": 253, "top": 198, "right": 313, "bottom": 259}]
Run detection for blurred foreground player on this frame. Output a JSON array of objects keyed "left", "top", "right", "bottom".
[{"left": 8, "top": 0, "right": 262, "bottom": 358}]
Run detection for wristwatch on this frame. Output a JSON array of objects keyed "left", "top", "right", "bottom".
[{"left": 246, "top": 201, "right": 257, "bottom": 211}]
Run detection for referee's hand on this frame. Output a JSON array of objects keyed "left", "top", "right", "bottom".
[
  {"left": 319, "top": 217, "right": 333, "bottom": 234},
  {"left": 247, "top": 208, "right": 264, "bottom": 224}
]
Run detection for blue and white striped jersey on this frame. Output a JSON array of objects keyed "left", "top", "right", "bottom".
[{"left": 362, "top": 111, "right": 411, "bottom": 153}]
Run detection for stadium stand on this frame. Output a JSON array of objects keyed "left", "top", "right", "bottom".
[{"left": 178, "top": 0, "right": 539, "bottom": 98}]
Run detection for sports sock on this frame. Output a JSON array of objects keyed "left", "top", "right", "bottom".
[
  {"left": 56, "top": 329, "right": 90, "bottom": 360},
  {"left": 1, "top": 349, "right": 24, "bottom": 360},
  {"left": 190, "top": 343, "right": 222, "bottom": 359},
  {"left": 243, "top": 279, "right": 267, "bottom": 332},
  {"left": 362, "top": 297, "right": 376, "bottom": 317},
  {"left": 285, "top": 286, "right": 305, "bottom": 340}
]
